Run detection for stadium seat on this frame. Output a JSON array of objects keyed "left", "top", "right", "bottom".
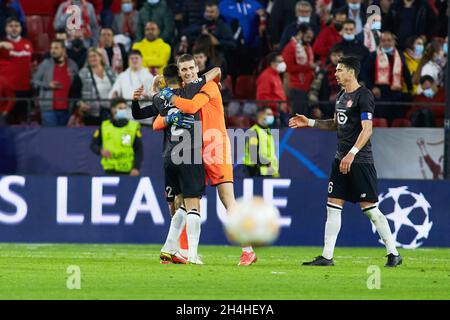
[
  {"left": 435, "top": 117, "right": 444, "bottom": 127},
  {"left": 33, "top": 33, "right": 50, "bottom": 56},
  {"left": 224, "top": 75, "right": 233, "bottom": 96},
  {"left": 227, "top": 116, "right": 251, "bottom": 128},
  {"left": 26, "top": 15, "right": 44, "bottom": 39},
  {"left": 41, "top": 16, "right": 55, "bottom": 38},
  {"left": 233, "top": 75, "right": 256, "bottom": 100},
  {"left": 372, "top": 118, "right": 388, "bottom": 127},
  {"left": 391, "top": 118, "right": 412, "bottom": 127}
]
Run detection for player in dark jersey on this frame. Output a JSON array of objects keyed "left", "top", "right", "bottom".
[
  {"left": 132, "top": 65, "right": 221, "bottom": 264},
  {"left": 289, "top": 56, "right": 402, "bottom": 267}
]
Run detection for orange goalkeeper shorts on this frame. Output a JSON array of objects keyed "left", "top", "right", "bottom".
[{"left": 204, "top": 162, "right": 234, "bottom": 186}]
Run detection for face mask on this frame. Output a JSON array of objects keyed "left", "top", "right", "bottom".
[
  {"left": 115, "top": 109, "right": 128, "bottom": 120},
  {"left": 297, "top": 16, "right": 310, "bottom": 24},
  {"left": 264, "top": 115, "right": 275, "bottom": 126},
  {"left": 122, "top": 3, "right": 133, "bottom": 13},
  {"left": 444, "top": 43, "right": 448, "bottom": 55},
  {"left": 147, "top": 0, "right": 159, "bottom": 5},
  {"left": 276, "top": 62, "right": 286, "bottom": 73},
  {"left": 414, "top": 44, "right": 424, "bottom": 57},
  {"left": 371, "top": 21, "right": 381, "bottom": 31},
  {"left": 381, "top": 47, "right": 394, "bottom": 54},
  {"left": 423, "top": 88, "right": 435, "bottom": 99},
  {"left": 349, "top": 3, "right": 361, "bottom": 10},
  {"left": 334, "top": 23, "right": 343, "bottom": 32},
  {"left": 343, "top": 34, "right": 355, "bottom": 41}
]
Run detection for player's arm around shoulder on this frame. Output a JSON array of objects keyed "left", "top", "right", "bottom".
[
  {"left": 170, "top": 82, "right": 215, "bottom": 114},
  {"left": 288, "top": 113, "right": 338, "bottom": 131}
]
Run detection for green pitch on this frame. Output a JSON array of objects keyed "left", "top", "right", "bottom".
[{"left": 0, "top": 244, "right": 449, "bottom": 300}]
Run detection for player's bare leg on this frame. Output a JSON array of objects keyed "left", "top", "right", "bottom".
[
  {"left": 360, "top": 201, "right": 402, "bottom": 267},
  {"left": 218, "top": 182, "right": 257, "bottom": 266},
  {"left": 303, "top": 197, "right": 343, "bottom": 266},
  {"left": 160, "top": 194, "right": 188, "bottom": 264},
  {"left": 184, "top": 197, "right": 203, "bottom": 264}
]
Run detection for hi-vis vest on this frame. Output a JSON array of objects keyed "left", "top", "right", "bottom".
[
  {"left": 101, "top": 120, "right": 140, "bottom": 173},
  {"left": 243, "top": 124, "right": 279, "bottom": 177}
]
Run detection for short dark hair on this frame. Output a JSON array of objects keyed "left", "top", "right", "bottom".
[
  {"left": 6, "top": 17, "right": 20, "bottom": 25},
  {"left": 111, "top": 97, "right": 127, "bottom": 109},
  {"left": 419, "top": 75, "right": 435, "bottom": 85},
  {"left": 295, "top": 23, "right": 311, "bottom": 35},
  {"left": 257, "top": 106, "right": 272, "bottom": 114},
  {"left": 163, "top": 64, "right": 182, "bottom": 85},
  {"left": 266, "top": 51, "right": 281, "bottom": 65},
  {"left": 177, "top": 53, "right": 195, "bottom": 66},
  {"left": 55, "top": 28, "right": 67, "bottom": 34},
  {"left": 129, "top": 49, "right": 142, "bottom": 57},
  {"left": 332, "top": 8, "right": 347, "bottom": 17},
  {"left": 338, "top": 56, "right": 360, "bottom": 77},
  {"left": 206, "top": 0, "right": 218, "bottom": 7},
  {"left": 330, "top": 46, "right": 343, "bottom": 55},
  {"left": 51, "top": 39, "right": 66, "bottom": 49},
  {"left": 343, "top": 19, "right": 356, "bottom": 27}
]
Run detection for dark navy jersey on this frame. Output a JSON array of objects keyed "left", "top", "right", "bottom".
[
  {"left": 335, "top": 86, "right": 375, "bottom": 163},
  {"left": 152, "top": 75, "right": 207, "bottom": 159}
]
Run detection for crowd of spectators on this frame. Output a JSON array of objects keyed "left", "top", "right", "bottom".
[{"left": 0, "top": 0, "right": 448, "bottom": 128}]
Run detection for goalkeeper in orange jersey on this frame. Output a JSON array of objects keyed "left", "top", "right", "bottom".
[{"left": 153, "top": 54, "right": 257, "bottom": 266}]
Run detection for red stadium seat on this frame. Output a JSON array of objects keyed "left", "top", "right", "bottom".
[
  {"left": 233, "top": 75, "right": 256, "bottom": 100},
  {"left": 34, "top": 33, "right": 50, "bottom": 56},
  {"left": 41, "top": 16, "right": 55, "bottom": 38},
  {"left": 26, "top": 15, "right": 44, "bottom": 39},
  {"left": 435, "top": 117, "right": 444, "bottom": 127},
  {"left": 391, "top": 118, "right": 412, "bottom": 127},
  {"left": 227, "top": 116, "right": 251, "bottom": 128},
  {"left": 372, "top": 117, "right": 388, "bottom": 127}
]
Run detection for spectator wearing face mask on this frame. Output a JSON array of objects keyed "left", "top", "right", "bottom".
[
  {"left": 334, "top": 0, "right": 366, "bottom": 34},
  {"left": 333, "top": 19, "right": 369, "bottom": 61},
  {"left": 278, "top": 1, "right": 320, "bottom": 50},
  {"left": 282, "top": 23, "right": 315, "bottom": 116},
  {"left": 66, "top": 30, "right": 88, "bottom": 69},
  {"left": 409, "top": 75, "right": 445, "bottom": 127},
  {"left": 313, "top": 9, "right": 346, "bottom": 64},
  {"left": 112, "top": 0, "right": 139, "bottom": 41},
  {"left": 403, "top": 35, "right": 425, "bottom": 94},
  {"left": 360, "top": 13, "right": 381, "bottom": 53},
  {"left": 243, "top": 106, "right": 279, "bottom": 178},
  {"left": 256, "top": 51, "right": 288, "bottom": 116},
  {"left": 90, "top": 97, "right": 143, "bottom": 176},
  {"left": 363, "top": 31, "right": 413, "bottom": 124},
  {"left": 414, "top": 40, "right": 445, "bottom": 92}
]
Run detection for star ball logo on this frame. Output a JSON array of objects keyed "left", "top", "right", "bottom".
[{"left": 374, "top": 186, "right": 433, "bottom": 249}]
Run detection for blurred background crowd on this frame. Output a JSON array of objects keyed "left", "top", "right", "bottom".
[{"left": 0, "top": 0, "right": 448, "bottom": 128}]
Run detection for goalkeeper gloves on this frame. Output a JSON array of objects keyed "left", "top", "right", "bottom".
[
  {"left": 166, "top": 111, "right": 195, "bottom": 129},
  {"left": 159, "top": 87, "right": 175, "bottom": 101}
]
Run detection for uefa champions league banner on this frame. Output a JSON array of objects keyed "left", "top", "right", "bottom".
[
  {"left": 372, "top": 128, "right": 445, "bottom": 180},
  {"left": 0, "top": 176, "right": 449, "bottom": 248}
]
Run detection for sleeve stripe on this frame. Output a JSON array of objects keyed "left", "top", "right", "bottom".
[
  {"left": 361, "top": 112, "right": 373, "bottom": 121},
  {"left": 198, "top": 91, "right": 211, "bottom": 100}
]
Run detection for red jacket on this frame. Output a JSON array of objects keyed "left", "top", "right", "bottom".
[
  {"left": 313, "top": 24, "right": 342, "bottom": 64},
  {"left": 256, "top": 67, "right": 287, "bottom": 114},
  {"left": 0, "top": 75, "right": 14, "bottom": 114},
  {"left": 0, "top": 38, "right": 33, "bottom": 91},
  {"left": 410, "top": 88, "right": 445, "bottom": 120},
  {"left": 282, "top": 39, "right": 315, "bottom": 91}
]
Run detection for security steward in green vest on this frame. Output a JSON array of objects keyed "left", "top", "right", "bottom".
[
  {"left": 244, "top": 106, "right": 279, "bottom": 177},
  {"left": 90, "top": 98, "right": 143, "bottom": 175}
]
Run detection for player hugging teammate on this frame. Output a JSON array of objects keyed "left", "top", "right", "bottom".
[
  {"left": 289, "top": 56, "right": 402, "bottom": 267},
  {"left": 132, "top": 54, "right": 257, "bottom": 266}
]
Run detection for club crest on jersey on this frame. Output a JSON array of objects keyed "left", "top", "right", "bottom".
[{"left": 346, "top": 100, "right": 353, "bottom": 108}]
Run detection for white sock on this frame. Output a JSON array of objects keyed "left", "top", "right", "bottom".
[
  {"left": 186, "top": 210, "right": 201, "bottom": 259},
  {"left": 363, "top": 204, "right": 399, "bottom": 256},
  {"left": 322, "top": 202, "right": 342, "bottom": 260},
  {"left": 161, "top": 207, "right": 186, "bottom": 254},
  {"left": 241, "top": 246, "right": 253, "bottom": 253}
]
